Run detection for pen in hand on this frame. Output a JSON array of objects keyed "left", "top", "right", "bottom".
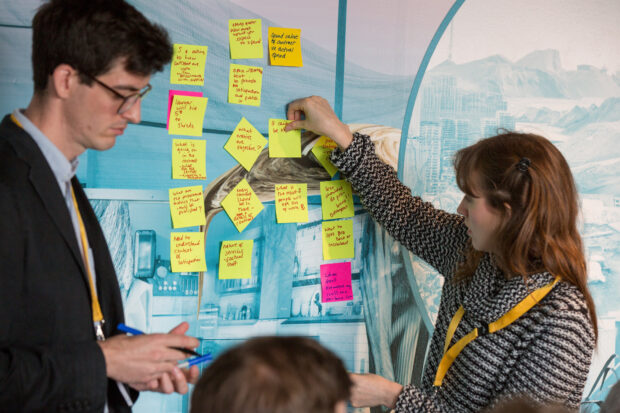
[{"left": 116, "top": 323, "right": 202, "bottom": 357}]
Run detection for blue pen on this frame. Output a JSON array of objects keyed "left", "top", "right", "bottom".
[
  {"left": 177, "top": 353, "right": 212, "bottom": 369},
  {"left": 117, "top": 323, "right": 202, "bottom": 357}
]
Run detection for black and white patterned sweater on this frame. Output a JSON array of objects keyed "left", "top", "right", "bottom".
[{"left": 330, "top": 132, "right": 595, "bottom": 412}]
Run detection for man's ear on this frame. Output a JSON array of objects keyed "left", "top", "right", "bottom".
[{"left": 49, "top": 64, "right": 77, "bottom": 99}]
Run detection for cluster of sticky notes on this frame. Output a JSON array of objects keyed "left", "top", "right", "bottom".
[
  {"left": 219, "top": 240, "right": 253, "bottom": 279},
  {"left": 224, "top": 118, "right": 267, "bottom": 171},
  {"left": 228, "top": 64, "right": 263, "bottom": 106},
  {"left": 168, "top": 95, "right": 208, "bottom": 137},
  {"left": 320, "top": 262, "right": 353, "bottom": 302},
  {"left": 221, "top": 179, "right": 264, "bottom": 232},
  {"left": 320, "top": 180, "right": 355, "bottom": 220},
  {"left": 275, "top": 184, "right": 308, "bottom": 223},
  {"left": 171, "top": 232, "right": 206, "bottom": 273},
  {"left": 268, "top": 27, "right": 303, "bottom": 67},
  {"left": 170, "top": 44, "right": 208, "bottom": 85},
  {"left": 169, "top": 186, "right": 206, "bottom": 228},
  {"left": 229, "top": 19, "right": 263, "bottom": 59},
  {"left": 269, "top": 119, "right": 301, "bottom": 158},
  {"left": 172, "top": 139, "right": 206, "bottom": 180}
]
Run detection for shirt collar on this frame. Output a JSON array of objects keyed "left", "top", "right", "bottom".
[{"left": 12, "top": 109, "right": 78, "bottom": 196}]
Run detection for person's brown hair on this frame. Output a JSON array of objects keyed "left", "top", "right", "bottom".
[
  {"left": 453, "top": 131, "right": 597, "bottom": 339},
  {"left": 190, "top": 336, "right": 351, "bottom": 413}
]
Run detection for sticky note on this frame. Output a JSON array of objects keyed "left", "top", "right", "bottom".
[
  {"left": 172, "top": 139, "right": 206, "bottom": 180},
  {"left": 228, "top": 64, "right": 263, "bottom": 106},
  {"left": 221, "top": 179, "right": 264, "bottom": 232},
  {"left": 275, "top": 184, "right": 308, "bottom": 223},
  {"left": 168, "top": 95, "right": 208, "bottom": 137},
  {"left": 268, "top": 27, "right": 303, "bottom": 67},
  {"left": 219, "top": 240, "right": 253, "bottom": 279},
  {"left": 322, "top": 219, "right": 354, "bottom": 260},
  {"left": 229, "top": 19, "right": 263, "bottom": 59},
  {"left": 167, "top": 90, "right": 202, "bottom": 129},
  {"left": 171, "top": 232, "right": 206, "bottom": 272},
  {"left": 169, "top": 186, "right": 206, "bottom": 228},
  {"left": 268, "top": 119, "right": 300, "bottom": 158},
  {"left": 320, "top": 262, "right": 353, "bottom": 303},
  {"left": 224, "top": 117, "right": 267, "bottom": 171},
  {"left": 170, "top": 44, "right": 208, "bottom": 85},
  {"left": 311, "top": 136, "right": 339, "bottom": 177},
  {"left": 320, "top": 180, "right": 354, "bottom": 220}
]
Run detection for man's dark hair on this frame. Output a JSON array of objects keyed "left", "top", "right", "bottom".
[
  {"left": 32, "top": 0, "right": 173, "bottom": 91},
  {"left": 191, "top": 336, "right": 352, "bottom": 413}
]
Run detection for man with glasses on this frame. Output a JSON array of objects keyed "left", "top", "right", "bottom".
[{"left": 0, "top": 1, "right": 200, "bottom": 411}]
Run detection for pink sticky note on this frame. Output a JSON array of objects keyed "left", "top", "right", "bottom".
[
  {"left": 167, "top": 90, "right": 203, "bottom": 129},
  {"left": 320, "top": 262, "right": 353, "bottom": 303}
]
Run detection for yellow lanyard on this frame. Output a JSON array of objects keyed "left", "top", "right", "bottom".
[
  {"left": 434, "top": 276, "right": 560, "bottom": 387},
  {"left": 11, "top": 113, "right": 105, "bottom": 340}
]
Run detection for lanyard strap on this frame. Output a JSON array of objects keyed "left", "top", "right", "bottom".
[{"left": 434, "top": 276, "right": 560, "bottom": 387}]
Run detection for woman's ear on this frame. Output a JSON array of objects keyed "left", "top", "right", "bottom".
[{"left": 503, "top": 202, "right": 512, "bottom": 218}]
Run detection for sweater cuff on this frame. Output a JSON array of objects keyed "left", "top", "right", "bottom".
[{"left": 330, "top": 132, "right": 373, "bottom": 177}]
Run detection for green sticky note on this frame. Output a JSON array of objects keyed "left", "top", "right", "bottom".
[
  {"left": 170, "top": 232, "right": 207, "bottom": 273},
  {"left": 311, "top": 135, "right": 339, "bottom": 177},
  {"left": 320, "top": 180, "right": 354, "bottom": 220},
  {"left": 169, "top": 185, "right": 206, "bottom": 229},
  {"left": 170, "top": 44, "right": 208, "bottom": 85},
  {"left": 219, "top": 240, "right": 253, "bottom": 279},
  {"left": 224, "top": 117, "right": 267, "bottom": 171},
  {"left": 168, "top": 95, "right": 208, "bottom": 137},
  {"left": 229, "top": 19, "right": 263, "bottom": 59},
  {"left": 228, "top": 64, "right": 263, "bottom": 106},
  {"left": 322, "top": 219, "right": 354, "bottom": 260},
  {"left": 220, "top": 179, "right": 264, "bottom": 232},
  {"left": 275, "top": 183, "right": 308, "bottom": 223},
  {"left": 268, "top": 119, "right": 300, "bottom": 158}
]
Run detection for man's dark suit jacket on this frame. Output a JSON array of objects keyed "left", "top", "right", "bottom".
[{"left": 0, "top": 115, "right": 137, "bottom": 412}]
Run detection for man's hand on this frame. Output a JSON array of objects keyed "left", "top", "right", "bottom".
[
  {"left": 284, "top": 96, "right": 353, "bottom": 150},
  {"left": 98, "top": 322, "right": 200, "bottom": 394},
  {"left": 349, "top": 373, "right": 403, "bottom": 409}
]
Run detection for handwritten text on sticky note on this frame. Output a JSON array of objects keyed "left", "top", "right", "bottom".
[
  {"left": 168, "top": 95, "right": 208, "bottom": 137},
  {"left": 169, "top": 186, "right": 206, "bottom": 228},
  {"left": 229, "top": 19, "right": 263, "bottom": 59},
  {"left": 320, "top": 262, "right": 353, "bottom": 303},
  {"left": 320, "top": 180, "right": 354, "bottom": 220},
  {"left": 224, "top": 117, "right": 267, "bottom": 171},
  {"left": 228, "top": 64, "right": 263, "bottom": 107},
  {"left": 172, "top": 139, "right": 206, "bottom": 180},
  {"left": 219, "top": 240, "right": 253, "bottom": 279},
  {"left": 220, "top": 179, "right": 264, "bottom": 232},
  {"left": 171, "top": 232, "right": 206, "bottom": 272},
  {"left": 268, "top": 27, "right": 303, "bottom": 67},
  {"left": 268, "top": 119, "right": 300, "bottom": 158},
  {"left": 322, "top": 219, "right": 354, "bottom": 260},
  {"left": 170, "top": 44, "right": 208, "bottom": 85},
  {"left": 167, "top": 90, "right": 202, "bottom": 129},
  {"left": 275, "top": 184, "right": 308, "bottom": 223},
  {"left": 311, "top": 136, "right": 339, "bottom": 177}
]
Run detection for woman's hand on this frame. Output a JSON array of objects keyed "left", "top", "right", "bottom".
[
  {"left": 285, "top": 96, "right": 353, "bottom": 150},
  {"left": 349, "top": 373, "right": 403, "bottom": 409}
]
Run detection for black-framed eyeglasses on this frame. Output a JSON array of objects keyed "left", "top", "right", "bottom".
[{"left": 82, "top": 72, "right": 152, "bottom": 115}]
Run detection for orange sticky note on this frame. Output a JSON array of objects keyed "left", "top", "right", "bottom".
[
  {"left": 169, "top": 185, "right": 206, "bottom": 228},
  {"left": 320, "top": 180, "right": 354, "bottom": 220},
  {"left": 219, "top": 240, "right": 253, "bottom": 279},
  {"left": 170, "top": 232, "right": 206, "bottom": 272},
  {"left": 220, "top": 179, "right": 264, "bottom": 232},
  {"left": 229, "top": 19, "right": 263, "bottom": 59},
  {"left": 224, "top": 117, "right": 267, "bottom": 171},
  {"left": 322, "top": 219, "right": 354, "bottom": 260},
  {"left": 311, "top": 136, "right": 339, "bottom": 177},
  {"left": 172, "top": 139, "right": 206, "bottom": 180},
  {"left": 268, "top": 27, "right": 303, "bottom": 67},
  {"left": 268, "top": 119, "right": 300, "bottom": 158},
  {"left": 275, "top": 184, "right": 308, "bottom": 223},
  {"left": 170, "top": 44, "right": 208, "bottom": 85},
  {"left": 168, "top": 95, "right": 208, "bottom": 137},
  {"left": 228, "top": 64, "right": 263, "bottom": 107}
]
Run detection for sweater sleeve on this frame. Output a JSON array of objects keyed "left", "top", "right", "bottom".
[{"left": 331, "top": 132, "right": 468, "bottom": 278}]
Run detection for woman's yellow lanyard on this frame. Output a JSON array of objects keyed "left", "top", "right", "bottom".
[
  {"left": 11, "top": 113, "right": 106, "bottom": 341},
  {"left": 434, "top": 276, "right": 560, "bottom": 387}
]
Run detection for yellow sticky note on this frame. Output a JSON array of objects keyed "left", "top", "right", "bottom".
[
  {"left": 170, "top": 44, "right": 208, "bottom": 85},
  {"left": 172, "top": 139, "right": 206, "bottom": 180},
  {"left": 268, "top": 27, "right": 303, "bottom": 67},
  {"left": 170, "top": 232, "right": 206, "bottom": 272},
  {"left": 221, "top": 179, "right": 264, "bottom": 232},
  {"left": 311, "top": 136, "right": 339, "bottom": 177},
  {"left": 169, "top": 186, "right": 206, "bottom": 229},
  {"left": 219, "top": 240, "right": 253, "bottom": 279},
  {"left": 322, "top": 220, "right": 354, "bottom": 260},
  {"left": 224, "top": 117, "right": 267, "bottom": 171},
  {"left": 228, "top": 64, "right": 263, "bottom": 106},
  {"left": 229, "top": 19, "right": 263, "bottom": 59},
  {"left": 269, "top": 119, "right": 300, "bottom": 158},
  {"left": 275, "top": 184, "right": 308, "bottom": 223},
  {"left": 168, "top": 95, "right": 208, "bottom": 137},
  {"left": 320, "top": 180, "right": 354, "bottom": 220}
]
